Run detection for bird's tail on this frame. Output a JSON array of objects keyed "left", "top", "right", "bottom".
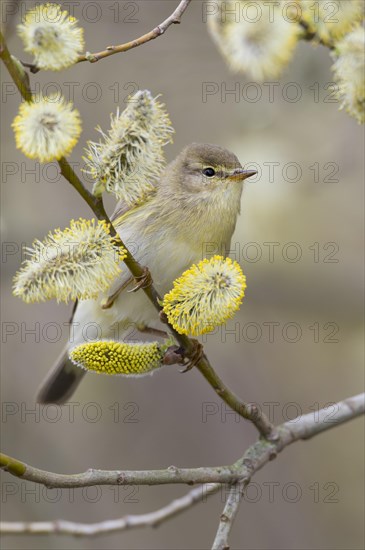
[{"left": 37, "top": 350, "right": 85, "bottom": 404}]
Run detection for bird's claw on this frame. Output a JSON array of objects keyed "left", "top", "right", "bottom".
[
  {"left": 128, "top": 267, "right": 152, "bottom": 293},
  {"left": 179, "top": 339, "right": 204, "bottom": 373},
  {"left": 162, "top": 340, "right": 204, "bottom": 372}
]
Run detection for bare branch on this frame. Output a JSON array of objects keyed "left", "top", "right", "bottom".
[
  {"left": 212, "top": 483, "right": 246, "bottom": 550},
  {"left": 78, "top": 0, "right": 192, "bottom": 63},
  {"left": 0, "top": 455, "right": 241, "bottom": 488},
  {"left": 0, "top": 484, "right": 220, "bottom": 536},
  {"left": 20, "top": 0, "right": 192, "bottom": 72},
  {"left": 194, "top": 357, "right": 276, "bottom": 438}
]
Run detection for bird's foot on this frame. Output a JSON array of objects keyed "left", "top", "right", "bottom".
[
  {"left": 162, "top": 340, "right": 203, "bottom": 372},
  {"left": 180, "top": 339, "right": 204, "bottom": 373},
  {"left": 137, "top": 324, "right": 169, "bottom": 339},
  {"left": 128, "top": 267, "right": 152, "bottom": 293}
]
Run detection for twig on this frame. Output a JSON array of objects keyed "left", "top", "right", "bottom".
[
  {"left": 0, "top": 31, "right": 32, "bottom": 101},
  {"left": 20, "top": 0, "right": 192, "bottom": 72},
  {"left": 195, "top": 355, "right": 275, "bottom": 438},
  {"left": 212, "top": 482, "right": 246, "bottom": 550},
  {"left": 0, "top": 455, "right": 241, "bottom": 488},
  {"left": 0, "top": 29, "right": 275, "bottom": 440},
  {"left": 0, "top": 484, "right": 220, "bottom": 536},
  {"left": 78, "top": 0, "right": 192, "bottom": 63}
]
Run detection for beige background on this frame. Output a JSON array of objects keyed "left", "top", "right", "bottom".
[{"left": 1, "top": 1, "right": 364, "bottom": 549}]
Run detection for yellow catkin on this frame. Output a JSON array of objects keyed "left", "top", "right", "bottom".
[
  {"left": 70, "top": 341, "right": 165, "bottom": 376},
  {"left": 83, "top": 90, "right": 174, "bottom": 205},
  {"left": 332, "top": 26, "right": 365, "bottom": 124},
  {"left": 301, "top": 0, "right": 364, "bottom": 45},
  {"left": 163, "top": 256, "right": 246, "bottom": 336},
  {"left": 13, "top": 219, "right": 126, "bottom": 303},
  {"left": 12, "top": 94, "right": 82, "bottom": 162},
  {"left": 207, "top": 0, "right": 301, "bottom": 81},
  {"left": 17, "top": 3, "right": 84, "bottom": 70}
]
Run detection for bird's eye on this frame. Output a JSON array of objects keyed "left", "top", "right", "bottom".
[{"left": 203, "top": 167, "right": 216, "bottom": 177}]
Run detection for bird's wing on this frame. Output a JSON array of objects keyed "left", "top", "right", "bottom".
[
  {"left": 110, "top": 183, "right": 157, "bottom": 225},
  {"left": 110, "top": 198, "right": 133, "bottom": 224},
  {"left": 101, "top": 197, "right": 148, "bottom": 308}
]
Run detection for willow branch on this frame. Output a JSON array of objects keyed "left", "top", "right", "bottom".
[
  {"left": 0, "top": 31, "right": 32, "bottom": 101},
  {"left": 79, "top": 0, "right": 192, "bottom": 63},
  {"left": 21, "top": 0, "right": 192, "bottom": 72},
  {"left": 0, "top": 456, "right": 241, "bottom": 488},
  {"left": 0, "top": 30, "right": 275, "bottom": 440},
  {"left": 1, "top": 393, "right": 363, "bottom": 493},
  {"left": 0, "top": 484, "right": 220, "bottom": 536}
]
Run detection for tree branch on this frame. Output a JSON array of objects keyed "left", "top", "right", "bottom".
[
  {"left": 0, "top": 29, "right": 276, "bottom": 440},
  {"left": 1, "top": 394, "right": 363, "bottom": 538},
  {"left": 0, "top": 31, "right": 32, "bottom": 101},
  {"left": 0, "top": 455, "right": 241, "bottom": 488}
]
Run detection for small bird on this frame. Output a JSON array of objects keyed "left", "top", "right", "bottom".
[{"left": 37, "top": 143, "right": 256, "bottom": 404}]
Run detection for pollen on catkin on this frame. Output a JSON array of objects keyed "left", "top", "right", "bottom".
[
  {"left": 83, "top": 90, "right": 174, "bottom": 205},
  {"left": 13, "top": 219, "right": 126, "bottom": 304},
  {"left": 12, "top": 94, "right": 81, "bottom": 162},
  {"left": 70, "top": 341, "right": 165, "bottom": 376},
  {"left": 301, "top": 0, "right": 364, "bottom": 45},
  {"left": 17, "top": 3, "right": 84, "bottom": 70},
  {"left": 332, "top": 26, "right": 365, "bottom": 124},
  {"left": 162, "top": 256, "right": 246, "bottom": 336},
  {"left": 207, "top": 0, "right": 301, "bottom": 81}
]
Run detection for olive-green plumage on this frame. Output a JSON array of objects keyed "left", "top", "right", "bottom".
[{"left": 37, "top": 143, "right": 256, "bottom": 404}]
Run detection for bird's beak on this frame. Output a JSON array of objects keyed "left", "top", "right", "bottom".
[{"left": 227, "top": 168, "right": 257, "bottom": 181}]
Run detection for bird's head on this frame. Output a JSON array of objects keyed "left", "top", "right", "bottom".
[{"left": 165, "top": 143, "right": 257, "bottom": 196}]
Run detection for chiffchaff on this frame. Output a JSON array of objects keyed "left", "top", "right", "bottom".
[{"left": 38, "top": 143, "right": 256, "bottom": 403}]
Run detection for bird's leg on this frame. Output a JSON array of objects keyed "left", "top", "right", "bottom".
[
  {"left": 128, "top": 266, "right": 152, "bottom": 293},
  {"left": 159, "top": 310, "right": 168, "bottom": 324},
  {"left": 101, "top": 267, "right": 152, "bottom": 309},
  {"left": 137, "top": 324, "right": 169, "bottom": 339},
  {"left": 100, "top": 277, "right": 134, "bottom": 309}
]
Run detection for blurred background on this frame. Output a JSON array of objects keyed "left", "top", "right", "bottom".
[{"left": 1, "top": 1, "right": 364, "bottom": 549}]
